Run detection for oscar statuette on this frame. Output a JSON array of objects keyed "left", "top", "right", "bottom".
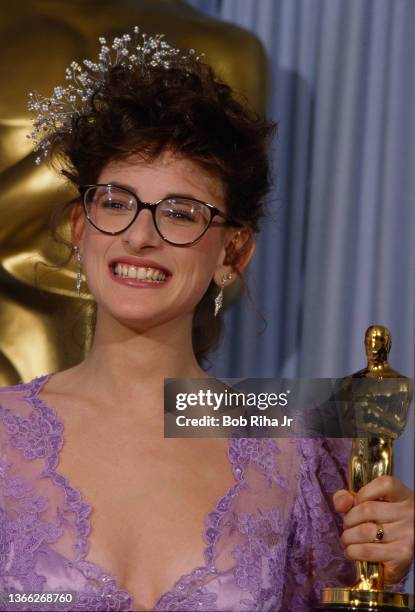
[{"left": 319, "top": 326, "right": 413, "bottom": 611}]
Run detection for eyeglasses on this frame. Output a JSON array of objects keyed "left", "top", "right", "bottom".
[{"left": 80, "top": 184, "right": 240, "bottom": 246}]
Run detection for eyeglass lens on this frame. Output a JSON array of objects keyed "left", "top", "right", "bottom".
[{"left": 84, "top": 185, "right": 213, "bottom": 244}]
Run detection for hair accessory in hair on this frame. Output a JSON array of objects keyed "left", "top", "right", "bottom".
[{"left": 27, "top": 26, "right": 203, "bottom": 165}]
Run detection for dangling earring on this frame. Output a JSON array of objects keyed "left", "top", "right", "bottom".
[
  {"left": 214, "top": 272, "right": 232, "bottom": 317},
  {"left": 73, "top": 245, "right": 82, "bottom": 296}
]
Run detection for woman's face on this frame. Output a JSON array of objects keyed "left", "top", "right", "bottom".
[{"left": 72, "top": 151, "right": 238, "bottom": 331}]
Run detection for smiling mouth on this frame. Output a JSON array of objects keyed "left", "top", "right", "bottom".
[{"left": 110, "top": 263, "right": 169, "bottom": 282}]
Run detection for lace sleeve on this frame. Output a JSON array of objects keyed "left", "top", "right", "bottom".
[
  {"left": 0, "top": 415, "right": 10, "bottom": 587},
  {"left": 0, "top": 383, "right": 75, "bottom": 598},
  {"left": 282, "top": 438, "right": 358, "bottom": 610}
]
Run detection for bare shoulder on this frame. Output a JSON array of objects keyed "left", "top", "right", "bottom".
[
  {"left": 37, "top": 365, "right": 108, "bottom": 420},
  {"left": 39, "top": 365, "right": 85, "bottom": 396}
]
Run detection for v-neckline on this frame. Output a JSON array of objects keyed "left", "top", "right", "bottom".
[{"left": 30, "top": 373, "right": 245, "bottom": 611}]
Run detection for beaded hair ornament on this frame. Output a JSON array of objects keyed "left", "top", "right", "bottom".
[{"left": 27, "top": 26, "right": 203, "bottom": 165}]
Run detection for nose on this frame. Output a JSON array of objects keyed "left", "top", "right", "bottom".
[{"left": 122, "top": 207, "right": 161, "bottom": 250}]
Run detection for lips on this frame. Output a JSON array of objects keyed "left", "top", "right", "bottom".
[{"left": 108, "top": 267, "right": 171, "bottom": 288}]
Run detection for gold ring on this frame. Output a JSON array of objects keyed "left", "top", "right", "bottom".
[{"left": 374, "top": 523, "right": 385, "bottom": 542}]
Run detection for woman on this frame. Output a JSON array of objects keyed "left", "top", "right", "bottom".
[{"left": 0, "top": 29, "right": 413, "bottom": 611}]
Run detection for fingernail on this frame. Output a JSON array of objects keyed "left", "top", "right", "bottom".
[{"left": 335, "top": 492, "right": 348, "bottom": 501}]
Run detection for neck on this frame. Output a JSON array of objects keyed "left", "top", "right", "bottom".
[
  {"left": 367, "top": 358, "right": 389, "bottom": 371},
  {"left": 74, "top": 307, "right": 208, "bottom": 420}
]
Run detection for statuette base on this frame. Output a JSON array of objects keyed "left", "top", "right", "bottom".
[{"left": 319, "top": 587, "right": 413, "bottom": 610}]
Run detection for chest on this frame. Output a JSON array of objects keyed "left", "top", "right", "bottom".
[{"left": 54, "top": 413, "right": 234, "bottom": 611}]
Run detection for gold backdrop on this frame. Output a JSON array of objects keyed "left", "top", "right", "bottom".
[{"left": 0, "top": 0, "right": 268, "bottom": 385}]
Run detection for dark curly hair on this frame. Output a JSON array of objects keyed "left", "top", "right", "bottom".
[{"left": 48, "top": 51, "right": 276, "bottom": 367}]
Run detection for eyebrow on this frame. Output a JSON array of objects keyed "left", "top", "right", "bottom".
[
  {"left": 164, "top": 192, "right": 210, "bottom": 201},
  {"left": 107, "top": 182, "right": 214, "bottom": 204}
]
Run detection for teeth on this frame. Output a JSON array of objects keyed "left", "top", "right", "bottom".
[{"left": 113, "top": 264, "right": 167, "bottom": 281}]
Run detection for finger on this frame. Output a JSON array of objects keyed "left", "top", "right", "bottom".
[
  {"left": 343, "top": 500, "right": 400, "bottom": 529},
  {"left": 333, "top": 490, "right": 355, "bottom": 513},
  {"left": 344, "top": 541, "right": 403, "bottom": 564},
  {"left": 341, "top": 520, "right": 405, "bottom": 547},
  {"left": 354, "top": 475, "right": 410, "bottom": 505}
]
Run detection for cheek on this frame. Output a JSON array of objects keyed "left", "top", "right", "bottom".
[
  {"left": 199, "top": 227, "right": 227, "bottom": 261},
  {"left": 187, "top": 238, "right": 224, "bottom": 284},
  {"left": 80, "top": 234, "right": 112, "bottom": 291},
  {"left": 171, "top": 244, "right": 222, "bottom": 309}
]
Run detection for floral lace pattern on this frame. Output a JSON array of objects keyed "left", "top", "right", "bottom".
[{"left": 0, "top": 376, "right": 408, "bottom": 611}]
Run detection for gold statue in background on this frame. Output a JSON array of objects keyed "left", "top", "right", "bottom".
[
  {"left": 320, "top": 325, "right": 413, "bottom": 610},
  {"left": 0, "top": 0, "right": 268, "bottom": 385}
]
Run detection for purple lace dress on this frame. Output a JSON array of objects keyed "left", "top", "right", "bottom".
[{"left": 0, "top": 375, "right": 404, "bottom": 611}]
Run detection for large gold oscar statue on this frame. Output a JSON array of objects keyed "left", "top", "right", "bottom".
[
  {"left": 320, "top": 326, "right": 413, "bottom": 611},
  {"left": 0, "top": 0, "right": 268, "bottom": 385}
]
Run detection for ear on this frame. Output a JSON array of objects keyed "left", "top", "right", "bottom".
[
  {"left": 213, "top": 227, "right": 255, "bottom": 287},
  {"left": 70, "top": 201, "right": 85, "bottom": 248}
]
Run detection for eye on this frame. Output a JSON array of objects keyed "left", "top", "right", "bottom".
[
  {"left": 159, "top": 199, "right": 207, "bottom": 224},
  {"left": 163, "top": 208, "right": 197, "bottom": 222},
  {"left": 102, "top": 200, "right": 127, "bottom": 209},
  {"left": 97, "top": 199, "right": 133, "bottom": 212}
]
